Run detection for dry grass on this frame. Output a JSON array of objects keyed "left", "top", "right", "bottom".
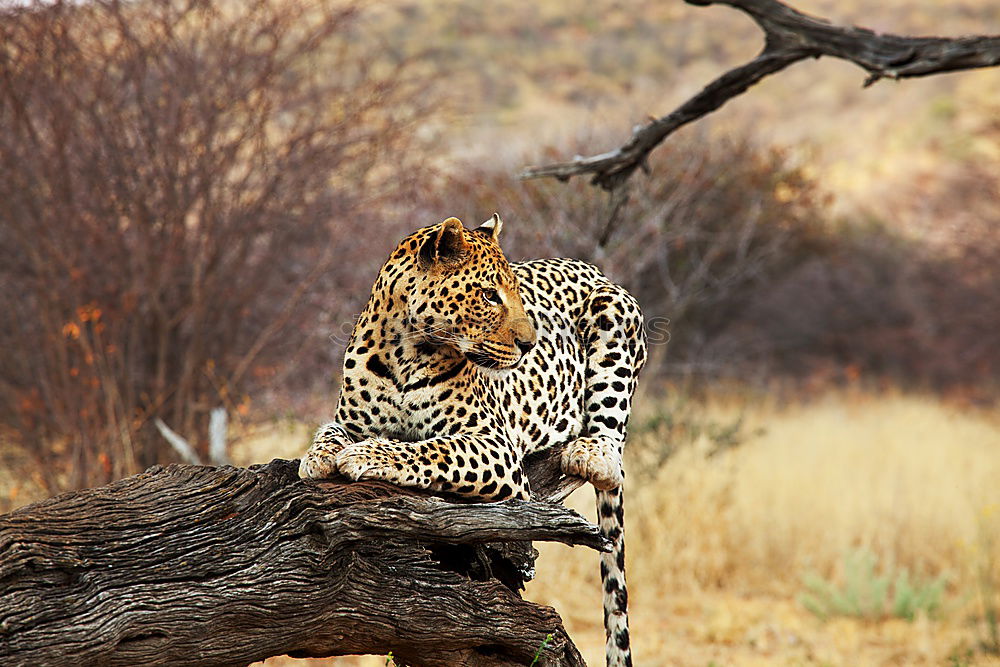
[
  {"left": 624, "top": 389, "right": 1000, "bottom": 591},
  {"left": 523, "top": 389, "right": 1000, "bottom": 665},
  {"left": 244, "top": 389, "right": 1000, "bottom": 665}
]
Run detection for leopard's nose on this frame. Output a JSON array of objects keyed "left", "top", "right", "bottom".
[{"left": 516, "top": 339, "right": 535, "bottom": 355}]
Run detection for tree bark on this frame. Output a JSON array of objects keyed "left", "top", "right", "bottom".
[{"left": 0, "top": 451, "right": 600, "bottom": 667}]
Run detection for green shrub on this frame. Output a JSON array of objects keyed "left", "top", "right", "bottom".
[{"left": 799, "top": 549, "right": 946, "bottom": 621}]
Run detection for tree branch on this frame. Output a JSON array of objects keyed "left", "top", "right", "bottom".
[
  {"left": 0, "top": 451, "right": 599, "bottom": 666},
  {"left": 519, "top": 0, "right": 1000, "bottom": 190}
]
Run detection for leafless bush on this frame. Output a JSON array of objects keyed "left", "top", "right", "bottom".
[
  {"left": 431, "top": 130, "right": 1000, "bottom": 395},
  {"left": 727, "top": 156, "right": 1000, "bottom": 394},
  {"left": 428, "top": 131, "right": 830, "bottom": 376},
  {"left": 723, "top": 226, "right": 917, "bottom": 379},
  {"left": 903, "top": 164, "right": 1000, "bottom": 390},
  {"left": 0, "top": 0, "right": 436, "bottom": 491}
]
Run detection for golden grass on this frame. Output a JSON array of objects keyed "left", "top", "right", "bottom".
[
  {"left": 247, "top": 389, "right": 1000, "bottom": 665},
  {"left": 525, "top": 390, "right": 1000, "bottom": 665},
  {"left": 625, "top": 390, "right": 1000, "bottom": 591}
]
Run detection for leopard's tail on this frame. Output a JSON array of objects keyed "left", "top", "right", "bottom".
[{"left": 597, "top": 485, "right": 631, "bottom": 667}]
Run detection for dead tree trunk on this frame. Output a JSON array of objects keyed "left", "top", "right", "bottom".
[{"left": 0, "top": 451, "right": 598, "bottom": 667}]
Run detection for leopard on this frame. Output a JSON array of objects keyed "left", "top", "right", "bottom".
[{"left": 299, "top": 215, "right": 647, "bottom": 667}]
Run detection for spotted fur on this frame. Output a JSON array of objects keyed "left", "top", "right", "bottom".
[{"left": 299, "top": 215, "right": 646, "bottom": 666}]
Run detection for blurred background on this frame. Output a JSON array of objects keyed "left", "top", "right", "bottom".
[{"left": 1, "top": 0, "right": 999, "bottom": 664}]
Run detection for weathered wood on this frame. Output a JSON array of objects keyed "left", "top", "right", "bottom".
[
  {"left": 0, "top": 454, "right": 604, "bottom": 666},
  {"left": 520, "top": 0, "right": 1000, "bottom": 190}
]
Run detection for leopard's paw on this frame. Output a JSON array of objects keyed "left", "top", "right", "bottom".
[
  {"left": 335, "top": 439, "right": 398, "bottom": 482},
  {"left": 298, "top": 451, "right": 338, "bottom": 479},
  {"left": 560, "top": 437, "right": 624, "bottom": 491},
  {"left": 299, "top": 423, "right": 354, "bottom": 479}
]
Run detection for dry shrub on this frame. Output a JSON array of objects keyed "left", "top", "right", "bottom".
[
  {"left": 0, "top": 0, "right": 435, "bottom": 491},
  {"left": 726, "top": 222, "right": 919, "bottom": 380},
  {"left": 425, "top": 131, "right": 830, "bottom": 377},
  {"left": 736, "top": 161, "right": 1000, "bottom": 393},
  {"left": 427, "top": 126, "right": 1000, "bottom": 394},
  {"left": 897, "top": 164, "right": 1000, "bottom": 390},
  {"left": 530, "top": 391, "right": 1000, "bottom": 597}
]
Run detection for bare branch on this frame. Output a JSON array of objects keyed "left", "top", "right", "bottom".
[
  {"left": 520, "top": 0, "right": 1000, "bottom": 190},
  {"left": 153, "top": 418, "right": 202, "bottom": 466}
]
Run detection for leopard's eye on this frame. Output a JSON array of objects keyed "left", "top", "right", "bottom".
[{"left": 482, "top": 288, "right": 502, "bottom": 306}]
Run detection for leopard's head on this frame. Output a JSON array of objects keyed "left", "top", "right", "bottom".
[{"left": 403, "top": 215, "right": 536, "bottom": 370}]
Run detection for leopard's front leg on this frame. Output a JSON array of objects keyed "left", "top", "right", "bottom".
[{"left": 336, "top": 434, "right": 529, "bottom": 501}]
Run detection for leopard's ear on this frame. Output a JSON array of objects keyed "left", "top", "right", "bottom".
[
  {"left": 473, "top": 212, "right": 503, "bottom": 242},
  {"left": 420, "top": 217, "right": 469, "bottom": 267}
]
